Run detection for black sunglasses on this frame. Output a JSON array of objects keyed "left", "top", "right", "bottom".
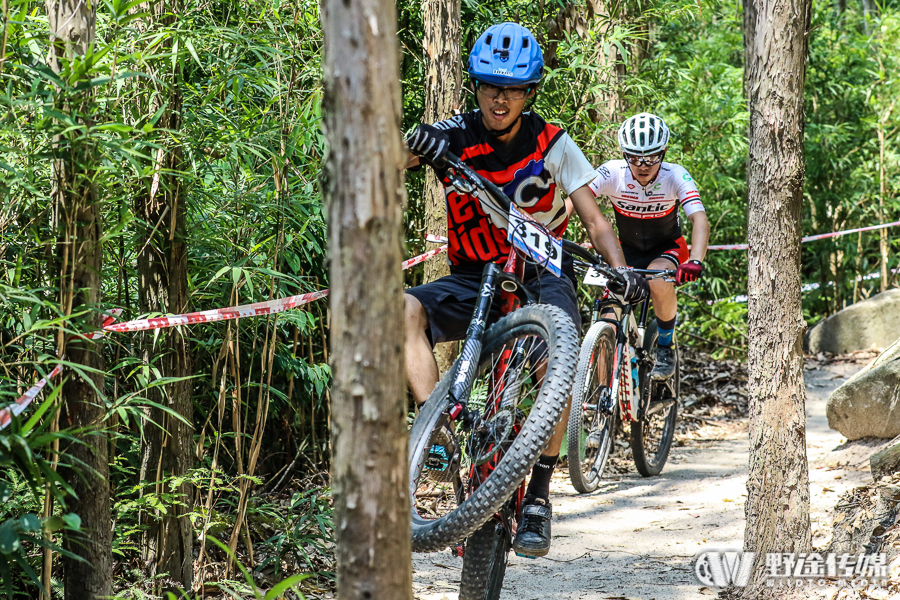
[{"left": 624, "top": 152, "right": 665, "bottom": 167}]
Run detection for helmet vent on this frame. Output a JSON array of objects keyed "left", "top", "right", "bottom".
[
  {"left": 502, "top": 36, "right": 511, "bottom": 49},
  {"left": 486, "top": 34, "right": 492, "bottom": 44},
  {"left": 523, "top": 38, "right": 529, "bottom": 48}
]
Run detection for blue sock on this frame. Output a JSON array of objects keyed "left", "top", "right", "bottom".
[{"left": 658, "top": 316, "right": 676, "bottom": 347}]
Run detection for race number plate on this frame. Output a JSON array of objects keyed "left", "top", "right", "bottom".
[
  {"left": 507, "top": 205, "right": 562, "bottom": 277},
  {"left": 583, "top": 267, "right": 608, "bottom": 287}
]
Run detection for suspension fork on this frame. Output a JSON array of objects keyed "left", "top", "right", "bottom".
[{"left": 449, "top": 263, "right": 500, "bottom": 407}]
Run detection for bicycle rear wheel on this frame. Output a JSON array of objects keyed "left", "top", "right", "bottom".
[
  {"left": 630, "top": 319, "right": 679, "bottom": 477},
  {"left": 459, "top": 517, "right": 511, "bottom": 600},
  {"left": 408, "top": 305, "right": 578, "bottom": 553},
  {"left": 566, "top": 321, "right": 617, "bottom": 493}
]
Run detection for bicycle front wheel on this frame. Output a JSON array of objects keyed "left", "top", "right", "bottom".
[
  {"left": 408, "top": 304, "right": 579, "bottom": 553},
  {"left": 459, "top": 518, "right": 511, "bottom": 600},
  {"left": 630, "top": 319, "right": 679, "bottom": 477},
  {"left": 566, "top": 321, "right": 617, "bottom": 493}
]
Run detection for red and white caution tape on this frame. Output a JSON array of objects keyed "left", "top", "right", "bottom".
[
  {"left": 429, "top": 220, "right": 900, "bottom": 252},
  {"left": 708, "top": 220, "right": 900, "bottom": 250},
  {"left": 402, "top": 244, "right": 447, "bottom": 269},
  {"left": 424, "top": 220, "right": 900, "bottom": 251},
  {"left": 0, "top": 309, "right": 123, "bottom": 431},
  {"left": 105, "top": 290, "right": 331, "bottom": 333},
  {"left": 798, "top": 219, "right": 900, "bottom": 243},
  {"left": 0, "top": 364, "right": 64, "bottom": 429},
  {"left": 106, "top": 245, "right": 449, "bottom": 334}
]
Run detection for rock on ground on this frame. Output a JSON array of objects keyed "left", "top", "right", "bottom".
[
  {"left": 827, "top": 340, "right": 900, "bottom": 440},
  {"left": 806, "top": 288, "right": 900, "bottom": 355}
]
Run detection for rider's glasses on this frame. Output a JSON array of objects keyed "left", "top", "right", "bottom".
[
  {"left": 475, "top": 82, "right": 532, "bottom": 100},
  {"left": 624, "top": 152, "right": 664, "bottom": 167}
]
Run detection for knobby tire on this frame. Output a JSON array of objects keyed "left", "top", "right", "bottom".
[
  {"left": 566, "top": 321, "right": 617, "bottom": 493},
  {"left": 630, "top": 319, "right": 679, "bottom": 477},
  {"left": 458, "top": 519, "right": 510, "bottom": 600},
  {"left": 408, "top": 304, "right": 579, "bottom": 553}
]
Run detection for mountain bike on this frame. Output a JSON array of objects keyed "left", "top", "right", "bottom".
[
  {"left": 407, "top": 153, "right": 625, "bottom": 600},
  {"left": 566, "top": 265, "right": 680, "bottom": 492}
]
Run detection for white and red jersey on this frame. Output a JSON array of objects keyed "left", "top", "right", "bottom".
[{"left": 588, "top": 160, "right": 705, "bottom": 250}]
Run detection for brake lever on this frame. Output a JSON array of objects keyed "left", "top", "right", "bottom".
[{"left": 447, "top": 171, "right": 476, "bottom": 194}]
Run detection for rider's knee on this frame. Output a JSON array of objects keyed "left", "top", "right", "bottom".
[{"left": 404, "top": 294, "right": 428, "bottom": 332}]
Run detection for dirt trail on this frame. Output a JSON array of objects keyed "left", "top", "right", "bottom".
[{"left": 412, "top": 358, "right": 876, "bottom": 600}]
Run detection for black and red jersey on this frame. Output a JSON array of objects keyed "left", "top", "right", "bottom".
[{"left": 432, "top": 111, "right": 596, "bottom": 271}]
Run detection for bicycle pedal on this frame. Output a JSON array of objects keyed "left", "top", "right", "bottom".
[{"left": 515, "top": 552, "right": 538, "bottom": 559}]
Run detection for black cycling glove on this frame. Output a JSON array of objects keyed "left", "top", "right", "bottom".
[
  {"left": 406, "top": 124, "right": 450, "bottom": 168},
  {"left": 607, "top": 266, "right": 650, "bottom": 304}
]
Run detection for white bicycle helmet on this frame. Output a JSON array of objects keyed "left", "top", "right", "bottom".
[{"left": 618, "top": 113, "right": 670, "bottom": 155}]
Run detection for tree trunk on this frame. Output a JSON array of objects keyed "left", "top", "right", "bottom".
[
  {"left": 876, "top": 106, "right": 892, "bottom": 293},
  {"left": 421, "top": 0, "right": 461, "bottom": 374},
  {"left": 45, "top": 1, "right": 112, "bottom": 597},
  {"left": 134, "top": 0, "right": 194, "bottom": 589},
  {"left": 742, "top": 0, "right": 813, "bottom": 594},
  {"left": 322, "top": 0, "right": 412, "bottom": 596}
]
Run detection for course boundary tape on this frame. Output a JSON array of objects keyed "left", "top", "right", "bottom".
[
  {"left": 0, "top": 247, "right": 448, "bottom": 429},
  {"left": 430, "top": 220, "right": 900, "bottom": 251},
  {"left": 4, "top": 219, "right": 896, "bottom": 429}
]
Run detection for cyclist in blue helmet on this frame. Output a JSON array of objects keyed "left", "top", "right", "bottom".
[{"left": 404, "top": 23, "right": 649, "bottom": 558}]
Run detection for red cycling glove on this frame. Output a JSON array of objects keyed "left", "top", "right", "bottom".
[{"left": 676, "top": 260, "right": 703, "bottom": 285}]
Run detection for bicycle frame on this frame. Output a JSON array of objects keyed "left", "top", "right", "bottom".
[
  {"left": 437, "top": 152, "right": 623, "bottom": 561},
  {"left": 586, "top": 269, "right": 676, "bottom": 424}
]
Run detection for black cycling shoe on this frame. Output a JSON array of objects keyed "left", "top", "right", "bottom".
[
  {"left": 513, "top": 496, "right": 552, "bottom": 558},
  {"left": 650, "top": 345, "right": 676, "bottom": 381}
]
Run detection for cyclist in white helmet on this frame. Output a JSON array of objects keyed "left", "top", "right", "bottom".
[{"left": 589, "top": 113, "right": 710, "bottom": 379}]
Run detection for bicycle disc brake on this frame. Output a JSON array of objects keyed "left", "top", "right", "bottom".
[
  {"left": 597, "top": 386, "right": 614, "bottom": 416},
  {"left": 471, "top": 408, "right": 515, "bottom": 466}
]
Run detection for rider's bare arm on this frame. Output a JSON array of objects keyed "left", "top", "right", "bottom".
[
  {"left": 569, "top": 184, "right": 628, "bottom": 269},
  {"left": 406, "top": 148, "right": 421, "bottom": 169},
  {"left": 687, "top": 211, "right": 710, "bottom": 262}
]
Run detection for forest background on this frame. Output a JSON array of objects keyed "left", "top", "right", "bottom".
[{"left": 0, "top": 0, "right": 898, "bottom": 596}]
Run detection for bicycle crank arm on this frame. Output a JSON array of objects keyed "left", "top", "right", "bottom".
[{"left": 646, "top": 398, "right": 676, "bottom": 417}]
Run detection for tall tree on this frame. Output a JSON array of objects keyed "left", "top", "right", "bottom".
[
  {"left": 742, "top": 0, "right": 813, "bottom": 594},
  {"left": 421, "top": 0, "right": 461, "bottom": 373},
  {"left": 133, "top": 0, "right": 194, "bottom": 589},
  {"left": 45, "top": 0, "right": 112, "bottom": 597},
  {"left": 322, "top": 0, "right": 412, "bottom": 596}
]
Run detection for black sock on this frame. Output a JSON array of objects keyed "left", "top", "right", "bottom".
[
  {"left": 657, "top": 316, "right": 676, "bottom": 347},
  {"left": 525, "top": 454, "right": 558, "bottom": 500}
]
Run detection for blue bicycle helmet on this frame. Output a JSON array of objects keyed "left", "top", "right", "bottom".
[{"left": 467, "top": 22, "right": 544, "bottom": 87}]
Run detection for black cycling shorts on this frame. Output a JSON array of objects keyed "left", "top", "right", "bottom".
[
  {"left": 406, "top": 265, "right": 581, "bottom": 346},
  {"left": 622, "top": 236, "right": 688, "bottom": 270}
]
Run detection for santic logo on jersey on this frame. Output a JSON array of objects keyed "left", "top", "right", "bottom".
[{"left": 613, "top": 199, "right": 676, "bottom": 218}]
